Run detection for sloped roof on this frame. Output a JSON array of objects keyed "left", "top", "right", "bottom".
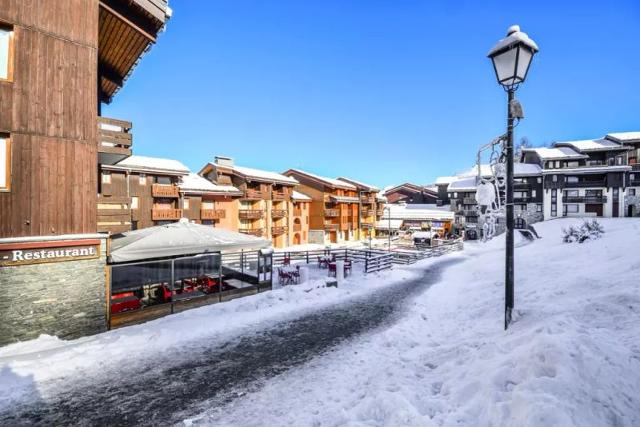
[
  {"left": 232, "top": 165, "right": 298, "bottom": 185},
  {"left": 179, "top": 173, "right": 242, "bottom": 195},
  {"left": 382, "top": 204, "right": 455, "bottom": 221},
  {"left": 447, "top": 176, "right": 477, "bottom": 192},
  {"left": 522, "top": 146, "right": 587, "bottom": 160},
  {"left": 555, "top": 138, "right": 626, "bottom": 152},
  {"left": 435, "top": 176, "right": 456, "bottom": 185},
  {"left": 292, "top": 190, "right": 312, "bottom": 201},
  {"left": 606, "top": 132, "right": 640, "bottom": 143},
  {"left": 114, "top": 155, "right": 190, "bottom": 174},
  {"left": 337, "top": 177, "right": 379, "bottom": 192},
  {"left": 514, "top": 163, "right": 542, "bottom": 176},
  {"left": 284, "top": 169, "right": 356, "bottom": 190}
]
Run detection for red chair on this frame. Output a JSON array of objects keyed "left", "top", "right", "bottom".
[
  {"left": 283, "top": 256, "right": 291, "bottom": 266},
  {"left": 278, "top": 268, "right": 292, "bottom": 285},
  {"left": 328, "top": 263, "right": 337, "bottom": 277},
  {"left": 158, "top": 284, "right": 172, "bottom": 302},
  {"left": 110, "top": 292, "right": 141, "bottom": 314}
]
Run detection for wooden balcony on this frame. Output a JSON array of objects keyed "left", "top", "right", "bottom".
[
  {"left": 362, "top": 209, "right": 375, "bottom": 217},
  {"left": 97, "top": 195, "right": 131, "bottom": 234},
  {"left": 239, "top": 209, "right": 264, "bottom": 219},
  {"left": 152, "top": 184, "right": 179, "bottom": 198},
  {"left": 564, "top": 181, "right": 606, "bottom": 188},
  {"left": 201, "top": 209, "right": 226, "bottom": 220},
  {"left": 243, "top": 189, "right": 265, "bottom": 200},
  {"left": 360, "top": 195, "right": 376, "bottom": 204},
  {"left": 239, "top": 228, "right": 263, "bottom": 237},
  {"left": 562, "top": 196, "right": 608, "bottom": 204},
  {"left": 324, "top": 209, "right": 340, "bottom": 218},
  {"left": 271, "top": 209, "right": 287, "bottom": 219},
  {"left": 98, "top": 116, "right": 132, "bottom": 165},
  {"left": 271, "top": 226, "right": 287, "bottom": 236},
  {"left": 152, "top": 208, "right": 182, "bottom": 221},
  {"left": 324, "top": 223, "right": 339, "bottom": 230},
  {"left": 272, "top": 191, "right": 288, "bottom": 201}
]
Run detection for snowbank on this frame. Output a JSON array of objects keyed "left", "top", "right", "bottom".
[{"left": 193, "top": 218, "right": 640, "bottom": 426}]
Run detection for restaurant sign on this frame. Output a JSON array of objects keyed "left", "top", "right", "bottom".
[{"left": 0, "top": 240, "right": 101, "bottom": 267}]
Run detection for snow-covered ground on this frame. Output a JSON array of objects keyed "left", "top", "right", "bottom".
[
  {"left": 190, "top": 218, "right": 640, "bottom": 426},
  {"left": 0, "top": 255, "right": 435, "bottom": 411}
]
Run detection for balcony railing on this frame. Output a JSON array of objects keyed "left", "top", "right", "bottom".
[
  {"left": 98, "top": 116, "right": 132, "bottom": 164},
  {"left": 152, "top": 208, "right": 182, "bottom": 221},
  {"left": 152, "top": 184, "right": 179, "bottom": 198},
  {"left": 324, "top": 223, "right": 339, "bottom": 230},
  {"left": 324, "top": 209, "right": 340, "bottom": 217},
  {"left": 239, "top": 209, "right": 264, "bottom": 219},
  {"left": 513, "top": 197, "right": 534, "bottom": 203},
  {"left": 271, "top": 209, "right": 287, "bottom": 219},
  {"left": 564, "top": 181, "right": 607, "bottom": 188},
  {"left": 271, "top": 226, "right": 287, "bottom": 236},
  {"left": 201, "top": 209, "right": 226, "bottom": 220},
  {"left": 243, "top": 189, "right": 265, "bottom": 200},
  {"left": 562, "top": 196, "right": 608, "bottom": 204},
  {"left": 360, "top": 195, "right": 376, "bottom": 204},
  {"left": 462, "top": 197, "right": 477, "bottom": 205},
  {"left": 272, "top": 191, "right": 288, "bottom": 201},
  {"left": 239, "top": 228, "right": 263, "bottom": 237},
  {"left": 362, "top": 209, "right": 375, "bottom": 217},
  {"left": 631, "top": 163, "right": 640, "bottom": 171}
]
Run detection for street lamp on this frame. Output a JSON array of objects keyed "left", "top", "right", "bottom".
[{"left": 487, "top": 25, "right": 538, "bottom": 330}]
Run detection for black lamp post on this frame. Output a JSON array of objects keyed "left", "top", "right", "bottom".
[{"left": 487, "top": 25, "right": 538, "bottom": 330}]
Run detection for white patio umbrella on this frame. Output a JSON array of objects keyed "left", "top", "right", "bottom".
[{"left": 109, "top": 219, "right": 270, "bottom": 263}]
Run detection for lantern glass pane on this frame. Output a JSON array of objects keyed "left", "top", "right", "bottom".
[
  {"left": 516, "top": 47, "right": 533, "bottom": 81},
  {"left": 492, "top": 48, "right": 517, "bottom": 85}
]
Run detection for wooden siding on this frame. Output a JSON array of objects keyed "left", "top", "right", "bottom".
[{"left": 0, "top": 2, "right": 99, "bottom": 237}]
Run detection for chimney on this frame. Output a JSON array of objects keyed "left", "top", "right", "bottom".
[{"left": 214, "top": 156, "right": 234, "bottom": 167}]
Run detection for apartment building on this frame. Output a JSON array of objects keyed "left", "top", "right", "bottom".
[
  {"left": 384, "top": 183, "right": 439, "bottom": 205},
  {"left": 607, "top": 132, "right": 640, "bottom": 216},
  {"left": 336, "top": 177, "right": 386, "bottom": 238},
  {"left": 0, "top": 0, "right": 171, "bottom": 344},
  {"left": 179, "top": 173, "right": 243, "bottom": 229},
  {"left": 283, "top": 169, "right": 361, "bottom": 244},
  {"left": 199, "top": 157, "right": 299, "bottom": 248},
  {"left": 521, "top": 135, "right": 631, "bottom": 219}
]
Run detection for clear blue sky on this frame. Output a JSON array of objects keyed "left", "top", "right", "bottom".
[{"left": 104, "top": 0, "right": 640, "bottom": 188}]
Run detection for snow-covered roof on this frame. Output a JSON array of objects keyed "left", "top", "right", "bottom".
[
  {"left": 522, "top": 146, "right": 587, "bottom": 160},
  {"left": 435, "top": 176, "right": 456, "bottom": 185},
  {"left": 336, "top": 177, "right": 379, "bottom": 192},
  {"left": 382, "top": 204, "right": 455, "bottom": 221},
  {"left": 376, "top": 193, "right": 388, "bottom": 202},
  {"left": 487, "top": 25, "right": 538, "bottom": 57},
  {"left": 374, "top": 219, "right": 403, "bottom": 230},
  {"left": 447, "top": 177, "right": 477, "bottom": 192},
  {"left": 457, "top": 165, "right": 493, "bottom": 178},
  {"left": 423, "top": 185, "right": 438, "bottom": 193},
  {"left": 114, "top": 155, "right": 190, "bottom": 174},
  {"left": 606, "top": 132, "right": 640, "bottom": 143},
  {"left": 179, "top": 173, "right": 242, "bottom": 195},
  {"left": 232, "top": 165, "right": 298, "bottom": 185},
  {"left": 292, "top": 190, "right": 312, "bottom": 201},
  {"left": 514, "top": 163, "right": 542, "bottom": 176},
  {"left": 555, "top": 138, "right": 626, "bottom": 152},
  {"left": 285, "top": 169, "right": 356, "bottom": 190},
  {"left": 329, "top": 195, "right": 360, "bottom": 204}
]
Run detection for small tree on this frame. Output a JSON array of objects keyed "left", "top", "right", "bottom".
[{"left": 514, "top": 137, "right": 531, "bottom": 163}]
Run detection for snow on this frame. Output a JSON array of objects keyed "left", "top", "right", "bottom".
[
  {"left": 448, "top": 176, "right": 477, "bottom": 192},
  {"left": 606, "top": 132, "right": 640, "bottom": 143},
  {"left": 384, "top": 204, "right": 455, "bottom": 221},
  {"left": 190, "top": 218, "right": 640, "bottom": 426},
  {"left": 291, "top": 190, "right": 312, "bottom": 201},
  {"left": 336, "top": 177, "right": 380, "bottom": 191},
  {"left": 179, "top": 173, "right": 241, "bottom": 194},
  {"left": 488, "top": 25, "right": 539, "bottom": 56},
  {"left": 232, "top": 165, "right": 298, "bottom": 185},
  {"left": 286, "top": 169, "right": 357, "bottom": 190},
  {"left": 435, "top": 176, "right": 456, "bottom": 185},
  {"left": 522, "top": 146, "right": 587, "bottom": 160},
  {"left": 375, "top": 219, "right": 403, "bottom": 230},
  {"left": 556, "top": 138, "right": 626, "bottom": 152},
  {"left": 457, "top": 163, "right": 541, "bottom": 179},
  {"left": 114, "top": 155, "right": 190, "bottom": 174}
]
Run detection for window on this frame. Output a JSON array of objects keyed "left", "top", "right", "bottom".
[
  {"left": 0, "top": 25, "right": 13, "bottom": 81},
  {"left": 139, "top": 174, "right": 146, "bottom": 185},
  {"left": 536, "top": 204, "right": 542, "bottom": 212},
  {"left": 537, "top": 177, "right": 542, "bottom": 184},
  {"left": 131, "top": 196, "right": 139, "bottom": 209},
  {"left": 555, "top": 161, "right": 560, "bottom": 168},
  {"left": 101, "top": 172, "right": 111, "bottom": 184},
  {"left": 202, "top": 201, "right": 214, "bottom": 210},
  {"left": 585, "top": 189, "right": 602, "bottom": 197},
  {"left": 567, "top": 161, "right": 579, "bottom": 168},
  {"left": 564, "top": 190, "right": 579, "bottom": 197},
  {"left": 551, "top": 189, "right": 557, "bottom": 217},
  {"left": 563, "top": 204, "right": 579, "bottom": 215},
  {"left": 183, "top": 198, "right": 190, "bottom": 209},
  {"left": 0, "top": 135, "right": 10, "bottom": 192},
  {"left": 514, "top": 191, "right": 528, "bottom": 199},
  {"left": 552, "top": 175, "right": 558, "bottom": 182},
  {"left": 631, "top": 174, "right": 635, "bottom": 180},
  {"left": 629, "top": 189, "right": 636, "bottom": 196},
  {"left": 616, "top": 156, "right": 623, "bottom": 166},
  {"left": 532, "top": 189, "right": 536, "bottom": 197}
]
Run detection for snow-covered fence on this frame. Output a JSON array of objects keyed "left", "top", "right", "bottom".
[{"left": 364, "top": 252, "right": 394, "bottom": 273}]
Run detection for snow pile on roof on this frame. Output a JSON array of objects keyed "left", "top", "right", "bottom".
[
  {"left": 448, "top": 176, "right": 477, "bottom": 191},
  {"left": 115, "top": 155, "right": 190, "bottom": 173},
  {"left": 383, "top": 203, "right": 454, "bottom": 221},
  {"left": 606, "top": 132, "right": 640, "bottom": 143},
  {"left": 336, "top": 177, "right": 379, "bottom": 191},
  {"left": 523, "top": 146, "right": 586, "bottom": 160},
  {"left": 435, "top": 176, "right": 456, "bottom": 185},
  {"left": 179, "top": 173, "right": 240, "bottom": 194},
  {"left": 556, "top": 138, "right": 625, "bottom": 152},
  {"left": 488, "top": 24, "right": 539, "bottom": 56},
  {"left": 374, "top": 219, "right": 403, "bottom": 230},
  {"left": 514, "top": 163, "right": 542, "bottom": 175},
  {"left": 190, "top": 218, "right": 640, "bottom": 426},
  {"left": 288, "top": 169, "right": 356, "bottom": 190},
  {"left": 423, "top": 184, "right": 438, "bottom": 193},
  {"left": 457, "top": 164, "right": 493, "bottom": 178},
  {"left": 291, "top": 190, "right": 312, "bottom": 201},
  {"left": 233, "top": 165, "right": 298, "bottom": 185}
]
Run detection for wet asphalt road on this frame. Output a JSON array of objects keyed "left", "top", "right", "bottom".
[{"left": 0, "top": 259, "right": 459, "bottom": 426}]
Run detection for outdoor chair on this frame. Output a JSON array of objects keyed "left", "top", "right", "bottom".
[
  {"left": 283, "top": 256, "right": 291, "bottom": 266},
  {"left": 290, "top": 266, "right": 301, "bottom": 284},
  {"left": 344, "top": 260, "right": 352, "bottom": 276},
  {"left": 328, "top": 263, "right": 337, "bottom": 277},
  {"left": 278, "top": 268, "right": 292, "bottom": 286}
]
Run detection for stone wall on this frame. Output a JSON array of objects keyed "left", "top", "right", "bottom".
[{"left": 0, "top": 239, "right": 108, "bottom": 346}]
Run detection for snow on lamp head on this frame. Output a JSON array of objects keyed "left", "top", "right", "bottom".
[{"left": 488, "top": 25, "right": 538, "bottom": 90}]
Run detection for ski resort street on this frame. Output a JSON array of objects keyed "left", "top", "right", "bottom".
[{"left": 0, "top": 259, "right": 461, "bottom": 426}]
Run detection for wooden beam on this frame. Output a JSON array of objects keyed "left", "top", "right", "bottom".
[
  {"left": 98, "top": 62, "right": 124, "bottom": 88},
  {"left": 99, "top": 1, "right": 157, "bottom": 42}
]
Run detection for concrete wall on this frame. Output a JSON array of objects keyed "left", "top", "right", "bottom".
[{"left": 0, "top": 237, "right": 108, "bottom": 346}]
